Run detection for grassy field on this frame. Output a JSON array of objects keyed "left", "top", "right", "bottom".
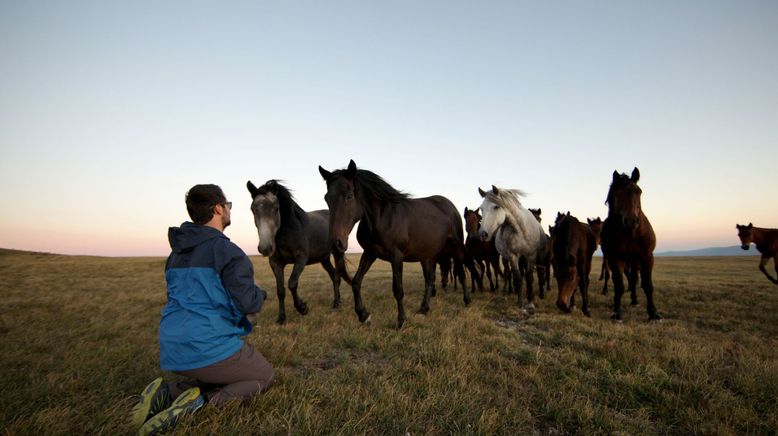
[{"left": 1, "top": 248, "right": 777, "bottom": 435}]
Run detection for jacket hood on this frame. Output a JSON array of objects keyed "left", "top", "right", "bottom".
[{"left": 168, "top": 222, "right": 226, "bottom": 254}]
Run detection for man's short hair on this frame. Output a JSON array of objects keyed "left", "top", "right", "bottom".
[{"left": 186, "top": 184, "right": 227, "bottom": 225}]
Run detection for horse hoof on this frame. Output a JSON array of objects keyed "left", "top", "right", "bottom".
[
  {"left": 296, "top": 303, "right": 309, "bottom": 315},
  {"left": 416, "top": 306, "right": 429, "bottom": 315},
  {"left": 525, "top": 303, "right": 536, "bottom": 314},
  {"left": 630, "top": 301, "right": 639, "bottom": 307},
  {"left": 396, "top": 319, "right": 405, "bottom": 329},
  {"left": 358, "top": 310, "right": 371, "bottom": 323},
  {"left": 332, "top": 300, "right": 341, "bottom": 309},
  {"left": 610, "top": 313, "right": 623, "bottom": 323},
  {"left": 649, "top": 313, "right": 662, "bottom": 321},
  {"left": 583, "top": 309, "right": 592, "bottom": 318},
  {"left": 276, "top": 316, "right": 286, "bottom": 325},
  {"left": 464, "top": 297, "right": 471, "bottom": 307}
]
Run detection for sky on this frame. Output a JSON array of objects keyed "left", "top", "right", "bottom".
[{"left": 1, "top": 0, "right": 776, "bottom": 257}]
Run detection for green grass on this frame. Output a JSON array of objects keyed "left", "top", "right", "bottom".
[{"left": 1, "top": 249, "right": 776, "bottom": 434}]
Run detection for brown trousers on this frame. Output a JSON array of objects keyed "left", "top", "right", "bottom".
[{"left": 166, "top": 343, "right": 274, "bottom": 406}]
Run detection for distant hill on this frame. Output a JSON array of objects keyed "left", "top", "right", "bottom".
[{"left": 655, "top": 245, "right": 759, "bottom": 257}]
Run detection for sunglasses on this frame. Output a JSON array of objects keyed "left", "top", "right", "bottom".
[{"left": 222, "top": 201, "right": 232, "bottom": 210}]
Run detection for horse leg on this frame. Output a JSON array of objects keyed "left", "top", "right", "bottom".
[
  {"left": 609, "top": 258, "right": 626, "bottom": 321},
  {"left": 287, "top": 259, "right": 309, "bottom": 316},
  {"left": 391, "top": 260, "right": 406, "bottom": 329},
  {"left": 455, "top": 246, "right": 472, "bottom": 306},
  {"left": 759, "top": 255, "right": 778, "bottom": 284},
  {"left": 628, "top": 261, "right": 639, "bottom": 306},
  {"left": 525, "top": 259, "right": 536, "bottom": 313},
  {"left": 640, "top": 255, "right": 661, "bottom": 320},
  {"left": 579, "top": 262, "right": 591, "bottom": 317},
  {"left": 601, "top": 262, "right": 610, "bottom": 295},
  {"left": 321, "top": 257, "right": 341, "bottom": 309},
  {"left": 536, "top": 263, "right": 545, "bottom": 300},
  {"left": 485, "top": 260, "right": 495, "bottom": 292},
  {"left": 510, "top": 257, "right": 522, "bottom": 306},
  {"left": 418, "top": 259, "right": 435, "bottom": 315},
  {"left": 351, "top": 252, "right": 377, "bottom": 323},
  {"left": 269, "top": 260, "right": 287, "bottom": 325},
  {"left": 503, "top": 257, "right": 512, "bottom": 293},
  {"left": 773, "top": 256, "right": 778, "bottom": 285}
]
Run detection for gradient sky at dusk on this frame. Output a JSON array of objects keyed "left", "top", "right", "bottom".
[{"left": 1, "top": 1, "right": 776, "bottom": 257}]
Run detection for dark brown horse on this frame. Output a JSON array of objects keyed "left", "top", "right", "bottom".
[
  {"left": 247, "top": 180, "right": 352, "bottom": 324},
  {"left": 531, "top": 209, "right": 552, "bottom": 293},
  {"left": 464, "top": 207, "right": 503, "bottom": 291},
  {"left": 553, "top": 213, "right": 596, "bottom": 316},
  {"left": 601, "top": 167, "right": 660, "bottom": 321},
  {"left": 736, "top": 223, "right": 778, "bottom": 284},
  {"left": 319, "top": 160, "right": 477, "bottom": 328}
]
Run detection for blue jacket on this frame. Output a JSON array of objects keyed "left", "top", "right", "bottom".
[{"left": 160, "top": 222, "right": 265, "bottom": 371}]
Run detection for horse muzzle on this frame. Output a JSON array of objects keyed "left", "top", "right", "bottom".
[
  {"left": 623, "top": 216, "right": 639, "bottom": 230},
  {"left": 478, "top": 230, "right": 490, "bottom": 241},
  {"left": 333, "top": 239, "right": 348, "bottom": 254},
  {"left": 258, "top": 242, "right": 275, "bottom": 257},
  {"left": 741, "top": 244, "right": 750, "bottom": 251}
]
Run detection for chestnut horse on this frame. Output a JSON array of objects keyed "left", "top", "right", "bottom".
[
  {"left": 736, "top": 223, "right": 778, "bottom": 284},
  {"left": 319, "top": 160, "right": 478, "bottom": 328},
  {"left": 247, "top": 180, "right": 351, "bottom": 324},
  {"left": 553, "top": 213, "right": 596, "bottom": 316},
  {"left": 464, "top": 207, "right": 503, "bottom": 291},
  {"left": 593, "top": 214, "right": 639, "bottom": 302},
  {"left": 600, "top": 168, "right": 661, "bottom": 321}
]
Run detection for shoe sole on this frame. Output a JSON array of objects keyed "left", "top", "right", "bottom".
[
  {"left": 138, "top": 387, "right": 203, "bottom": 436},
  {"left": 130, "top": 377, "right": 164, "bottom": 429}
]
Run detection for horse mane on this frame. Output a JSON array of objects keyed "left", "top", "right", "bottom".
[
  {"left": 605, "top": 172, "right": 634, "bottom": 212},
  {"left": 333, "top": 168, "right": 410, "bottom": 204},
  {"left": 484, "top": 188, "right": 530, "bottom": 235},
  {"left": 258, "top": 180, "right": 307, "bottom": 223}
]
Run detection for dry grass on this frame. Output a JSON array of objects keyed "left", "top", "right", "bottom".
[{"left": 1, "top": 249, "right": 776, "bottom": 435}]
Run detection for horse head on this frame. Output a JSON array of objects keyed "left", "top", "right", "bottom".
[
  {"left": 736, "top": 222, "right": 754, "bottom": 250},
  {"left": 247, "top": 180, "right": 281, "bottom": 256},
  {"left": 463, "top": 207, "right": 482, "bottom": 239},
  {"left": 477, "top": 186, "right": 509, "bottom": 241},
  {"left": 606, "top": 167, "right": 643, "bottom": 230},
  {"left": 587, "top": 217, "right": 603, "bottom": 246},
  {"left": 319, "top": 159, "right": 362, "bottom": 254}
]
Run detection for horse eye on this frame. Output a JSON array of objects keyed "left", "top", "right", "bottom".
[
  {"left": 347, "top": 193, "right": 353, "bottom": 200},
  {"left": 493, "top": 206, "right": 498, "bottom": 210}
]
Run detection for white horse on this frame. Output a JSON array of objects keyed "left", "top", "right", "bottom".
[{"left": 478, "top": 186, "right": 549, "bottom": 310}]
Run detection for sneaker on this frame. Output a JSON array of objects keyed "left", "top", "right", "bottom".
[
  {"left": 130, "top": 377, "right": 172, "bottom": 429},
  {"left": 138, "top": 387, "right": 205, "bottom": 436}
]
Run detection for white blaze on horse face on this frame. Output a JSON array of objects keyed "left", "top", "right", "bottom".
[
  {"left": 478, "top": 197, "right": 506, "bottom": 241},
  {"left": 252, "top": 192, "right": 280, "bottom": 256}
]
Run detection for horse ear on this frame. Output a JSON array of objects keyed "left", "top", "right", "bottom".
[
  {"left": 463, "top": 207, "right": 469, "bottom": 215},
  {"left": 319, "top": 165, "right": 332, "bottom": 181},
  {"left": 247, "top": 181, "right": 259, "bottom": 198},
  {"left": 631, "top": 167, "right": 640, "bottom": 182},
  {"left": 612, "top": 170, "right": 619, "bottom": 182},
  {"left": 587, "top": 218, "right": 593, "bottom": 225},
  {"left": 749, "top": 222, "right": 753, "bottom": 228},
  {"left": 537, "top": 208, "right": 541, "bottom": 215},
  {"left": 475, "top": 207, "right": 481, "bottom": 214},
  {"left": 491, "top": 185, "right": 499, "bottom": 195},
  {"left": 478, "top": 187, "right": 487, "bottom": 198},
  {"left": 346, "top": 160, "right": 357, "bottom": 178}
]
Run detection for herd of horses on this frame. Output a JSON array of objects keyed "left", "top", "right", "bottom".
[{"left": 246, "top": 160, "right": 776, "bottom": 329}]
